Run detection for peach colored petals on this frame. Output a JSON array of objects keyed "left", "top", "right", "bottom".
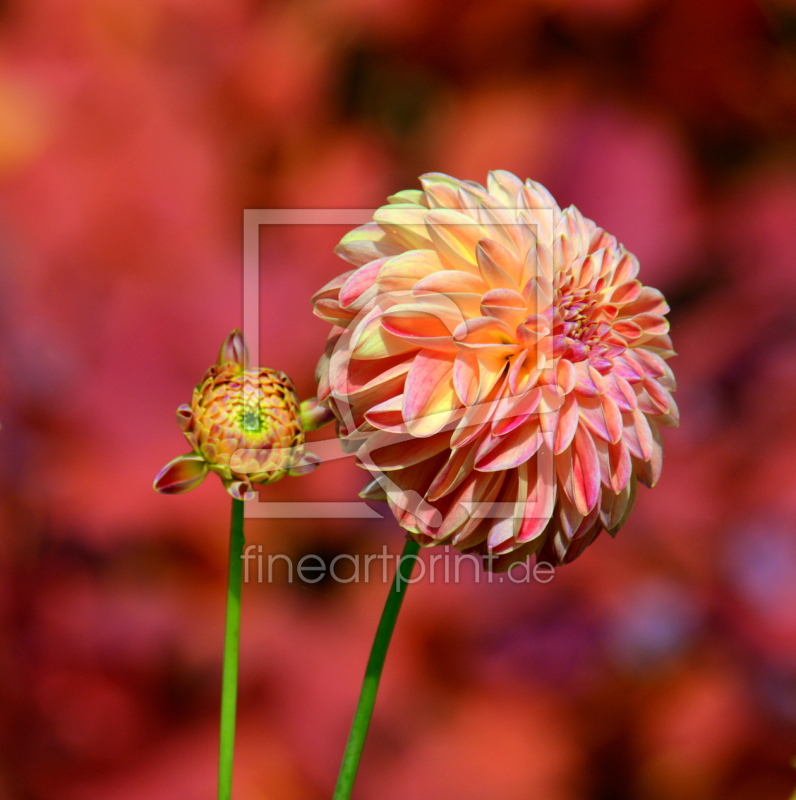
[{"left": 313, "top": 171, "right": 678, "bottom": 567}]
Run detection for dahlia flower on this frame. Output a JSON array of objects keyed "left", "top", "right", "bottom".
[
  {"left": 154, "top": 330, "right": 329, "bottom": 500},
  {"left": 312, "top": 171, "right": 678, "bottom": 567}
]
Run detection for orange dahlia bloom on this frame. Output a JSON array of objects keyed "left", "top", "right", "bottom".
[
  {"left": 154, "top": 330, "right": 329, "bottom": 500},
  {"left": 312, "top": 171, "right": 678, "bottom": 567}
]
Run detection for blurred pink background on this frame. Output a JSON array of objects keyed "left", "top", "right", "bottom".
[{"left": 1, "top": 0, "right": 796, "bottom": 798}]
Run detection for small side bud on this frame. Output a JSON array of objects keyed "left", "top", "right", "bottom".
[
  {"left": 218, "top": 329, "right": 248, "bottom": 368},
  {"left": 299, "top": 397, "right": 335, "bottom": 431}
]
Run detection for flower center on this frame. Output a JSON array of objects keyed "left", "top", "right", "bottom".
[
  {"left": 551, "top": 286, "right": 618, "bottom": 367},
  {"left": 240, "top": 403, "right": 263, "bottom": 433}
]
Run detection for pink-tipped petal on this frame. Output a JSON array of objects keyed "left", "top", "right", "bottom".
[
  {"left": 570, "top": 425, "right": 601, "bottom": 515},
  {"left": 154, "top": 454, "right": 209, "bottom": 494},
  {"left": 553, "top": 394, "right": 579, "bottom": 454},
  {"left": 475, "top": 422, "right": 543, "bottom": 471},
  {"left": 218, "top": 329, "right": 248, "bottom": 367}
]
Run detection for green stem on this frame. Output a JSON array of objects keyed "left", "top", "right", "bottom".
[
  {"left": 790, "top": 760, "right": 796, "bottom": 800},
  {"left": 333, "top": 537, "right": 421, "bottom": 800},
  {"left": 218, "top": 498, "right": 245, "bottom": 800}
]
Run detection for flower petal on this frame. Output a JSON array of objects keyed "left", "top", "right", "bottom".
[
  {"left": 517, "top": 449, "right": 556, "bottom": 543},
  {"left": 424, "top": 208, "right": 484, "bottom": 271},
  {"left": 339, "top": 258, "right": 388, "bottom": 308},
  {"left": 376, "top": 250, "right": 444, "bottom": 293},
  {"left": 154, "top": 454, "right": 209, "bottom": 494},
  {"left": 476, "top": 239, "right": 523, "bottom": 290},
  {"left": 403, "top": 350, "right": 459, "bottom": 437},
  {"left": 362, "top": 430, "right": 451, "bottom": 471},
  {"left": 453, "top": 350, "right": 480, "bottom": 406},
  {"left": 334, "top": 223, "right": 404, "bottom": 266},
  {"left": 553, "top": 393, "right": 579, "bottom": 454},
  {"left": 374, "top": 204, "right": 432, "bottom": 250},
  {"left": 556, "top": 425, "right": 600, "bottom": 515},
  {"left": 475, "top": 420, "right": 543, "bottom": 471}
]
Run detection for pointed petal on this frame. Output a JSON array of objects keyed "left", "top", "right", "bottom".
[
  {"left": 373, "top": 204, "right": 431, "bottom": 250},
  {"left": 424, "top": 208, "right": 484, "bottom": 271},
  {"left": 632, "top": 408, "right": 653, "bottom": 460},
  {"left": 351, "top": 315, "right": 419, "bottom": 360},
  {"left": 403, "top": 350, "right": 459, "bottom": 437},
  {"left": 364, "top": 394, "right": 406, "bottom": 432},
  {"left": 636, "top": 424, "right": 663, "bottom": 487},
  {"left": 620, "top": 287, "right": 669, "bottom": 317},
  {"left": 218, "top": 329, "right": 248, "bottom": 367},
  {"left": 578, "top": 395, "right": 612, "bottom": 442},
  {"left": 380, "top": 453, "right": 448, "bottom": 535},
  {"left": 453, "top": 350, "right": 480, "bottom": 406},
  {"left": 363, "top": 430, "right": 451, "bottom": 471},
  {"left": 600, "top": 393, "right": 623, "bottom": 443},
  {"left": 508, "top": 348, "right": 543, "bottom": 395},
  {"left": 437, "top": 469, "right": 505, "bottom": 542},
  {"left": 312, "top": 270, "right": 354, "bottom": 304},
  {"left": 573, "top": 361, "right": 600, "bottom": 396},
  {"left": 641, "top": 376, "right": 673, "bottom": 414},
  {"left": 604, "top": 373, "right": 636, "bottom": 412},
  {"left": 153, "top": 454, "right": 208, "bottom": 494},
  {"left": 376, "top": 250, "right": 444, "bottom": 292},
  {"left": 517, "top": 449, "right": 556, "bottom": 543},
  {"left": 486, "top": 466, "right": 525, "bottom": 551},
  {"left": 476, "top": 239, "right": 522, "bottom": 290},
  {"left": 487, "top": 170, "right": 523, "bottom": 203},
  {"left": 334, "top": 222, "right": 404, "bottom": 266},
  {"left": 381, "top": 305, "right": 460, "bottom": 352},
  {"left": 413, "top": 270, "right": 485, "bottom": 318},
  {"left": 558, "top": 425, "right": 601, "bottom": 515},
  {"left": 388, "top": 189, "right": 426, "bottom": 205},
  {"left": 555, "top": 359, "right": 577, "bottom": 394},
  {"left": 475, "top": 421, "right": 543, "bottom": 471},
  {"left": 492, "top": 386, "right": 542, "bottom": 436},
  {"left": 450, "top": 376, "right": 504, "bottom": 448},
  {"left": 480, "top": 288, "right": 527, "bottom": 329},
  {"left": 359, "top": 477, "right": 388, "bottom": 502},
  {"left": 595, "top": 439, "right": 632, "bottom": 493},
  {"left": 339, "top": 258, "right": 387, "bottom": 308},
  {"left": 427, "top": 443, "right": 477, "bottom": 501},
  {"left": 554, "top": 393, "right": 579, "bottom": 454},
  {"left": 600, "top": 476, "right": 637, "bottom": 535}
]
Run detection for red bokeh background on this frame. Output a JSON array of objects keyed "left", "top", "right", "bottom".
[{"left": 1, "top": 0, "right": 796, "bottom": 798}]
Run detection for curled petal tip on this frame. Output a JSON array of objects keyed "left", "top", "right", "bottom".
[
  {"left": 299, "top": 398, "right": 335, "bottom": 431},
  {"left": 154, "top": 454, "right": 209, "bottom": 494},
  {"left": 176, "top": 404, "right": 193, "bottom": 431},
  {"left": 218, "top": 329, "right": 249, "bottom": 368}
]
